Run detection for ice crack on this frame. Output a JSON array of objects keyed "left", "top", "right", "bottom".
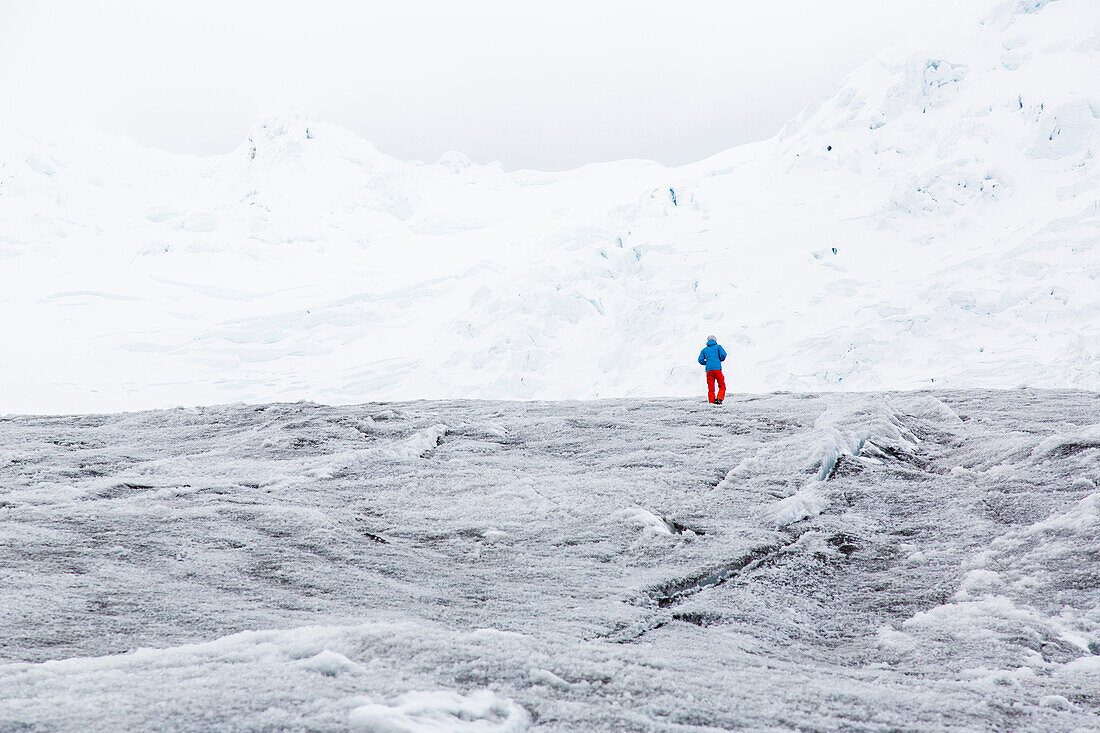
[{"left": 643, "top": 540, "right": 794, "bottom": 608}]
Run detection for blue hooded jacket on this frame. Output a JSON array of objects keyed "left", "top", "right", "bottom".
[{"left": 698, "top": 339, "right": 727, "bottom": 371}]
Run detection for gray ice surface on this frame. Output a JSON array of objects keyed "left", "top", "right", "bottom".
[{"left": 1, "top": 391, "right": 1099, "bottom": 731}]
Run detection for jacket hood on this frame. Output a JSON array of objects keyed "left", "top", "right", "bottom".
[{"left": 706, "top": 339, "right": 717, "bottom": 346}]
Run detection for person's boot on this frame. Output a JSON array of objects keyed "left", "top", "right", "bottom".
[{"left": 715, "top": 398, "right": 723, "bottom": 405}]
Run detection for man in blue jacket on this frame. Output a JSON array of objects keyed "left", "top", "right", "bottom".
[{"left": 698, "top": 335, "right": 727, "bottom": 404}]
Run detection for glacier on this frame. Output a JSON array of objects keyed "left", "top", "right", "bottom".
[
  {"left": 2, "top": 0, "right": 1099, "bottom": 414},
  {"left": 3, "top": 1, "right": 1100, "bottom": 730},
  {"left": 2, "top": 391, "right": 1099, "bottom": 730}
]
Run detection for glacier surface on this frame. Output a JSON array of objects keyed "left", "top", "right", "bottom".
[{"left": 2, "top": 391, "right": 1098, "bottom": 730}]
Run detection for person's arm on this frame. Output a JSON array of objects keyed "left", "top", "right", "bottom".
[
  {"left": 718, "top": 345, "right": 727, "bottom": 362},
  {"left": 698, "top": 349, "right": 706, "bottom": 366}
]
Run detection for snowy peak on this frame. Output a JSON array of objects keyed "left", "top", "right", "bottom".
[
  {"left": 230, "top": 113, "right": 522, "bottom": 227},
  {"left": 240, "top": 113, "right": 394, "bottom": 175},
  {"left": 767, "top": 0, "right": 1099, "bottom": 239},
  {"left": 779, "top": 0, "right": 1100, "bottom": 166},
  {"left": 233, "top": 114, "right": 415, "bottom": 224}
]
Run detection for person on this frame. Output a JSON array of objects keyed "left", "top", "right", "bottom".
[{"left": 697, "top": 335, "right": 727, "bottom": 404}]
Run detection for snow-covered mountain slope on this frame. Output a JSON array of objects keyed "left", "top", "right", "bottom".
[
  {"left": 2, "top": 0, "right": 1099, "bottom": 413},
  {"left": 3, "top": 392, "right": 1099, "bottom": 729}
]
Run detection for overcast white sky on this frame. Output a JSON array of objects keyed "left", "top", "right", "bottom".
[{"left": 1, "top": 0, "right": 955, "bottom": 170}]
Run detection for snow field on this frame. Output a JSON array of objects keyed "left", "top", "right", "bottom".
[
  {"left": 2, "top": 0, "right": 1099, "bottom": 414},
  {"left": 2, "top": 390, "right": 1099, "bottom": 730}
]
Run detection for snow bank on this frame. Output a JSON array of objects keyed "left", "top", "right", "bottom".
[
  {"left": 1031, "top": 424, "right": 1100, "bottom": 461},
  {"left": 349, "top": 689, "right": 530, "bottom": 732},
  {"left": 880, "top": 487, "right": 1100, "bottom": 682},
  {"left": 300, "top": 649, "right": 360, "bottom": 677},
  {"left": 378, "top": 424, "right": 449, "bottom": 460},
  {"left": 768, "top": 397, "right": 920, "bottom": 526},
  {"left": 0, "top": 621, "right": 531, "bottom": 733},
  {"left": 618, "top": 506, "right": 674, "bottom": 535}
]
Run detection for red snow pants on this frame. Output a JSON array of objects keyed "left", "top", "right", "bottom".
[{"left": 706, "top": 370, "right": 726, "bottom": 403}]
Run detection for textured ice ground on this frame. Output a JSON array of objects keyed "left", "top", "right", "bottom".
[{"left": 2, "top": 391, "right": 1098, "bottom": 731}]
